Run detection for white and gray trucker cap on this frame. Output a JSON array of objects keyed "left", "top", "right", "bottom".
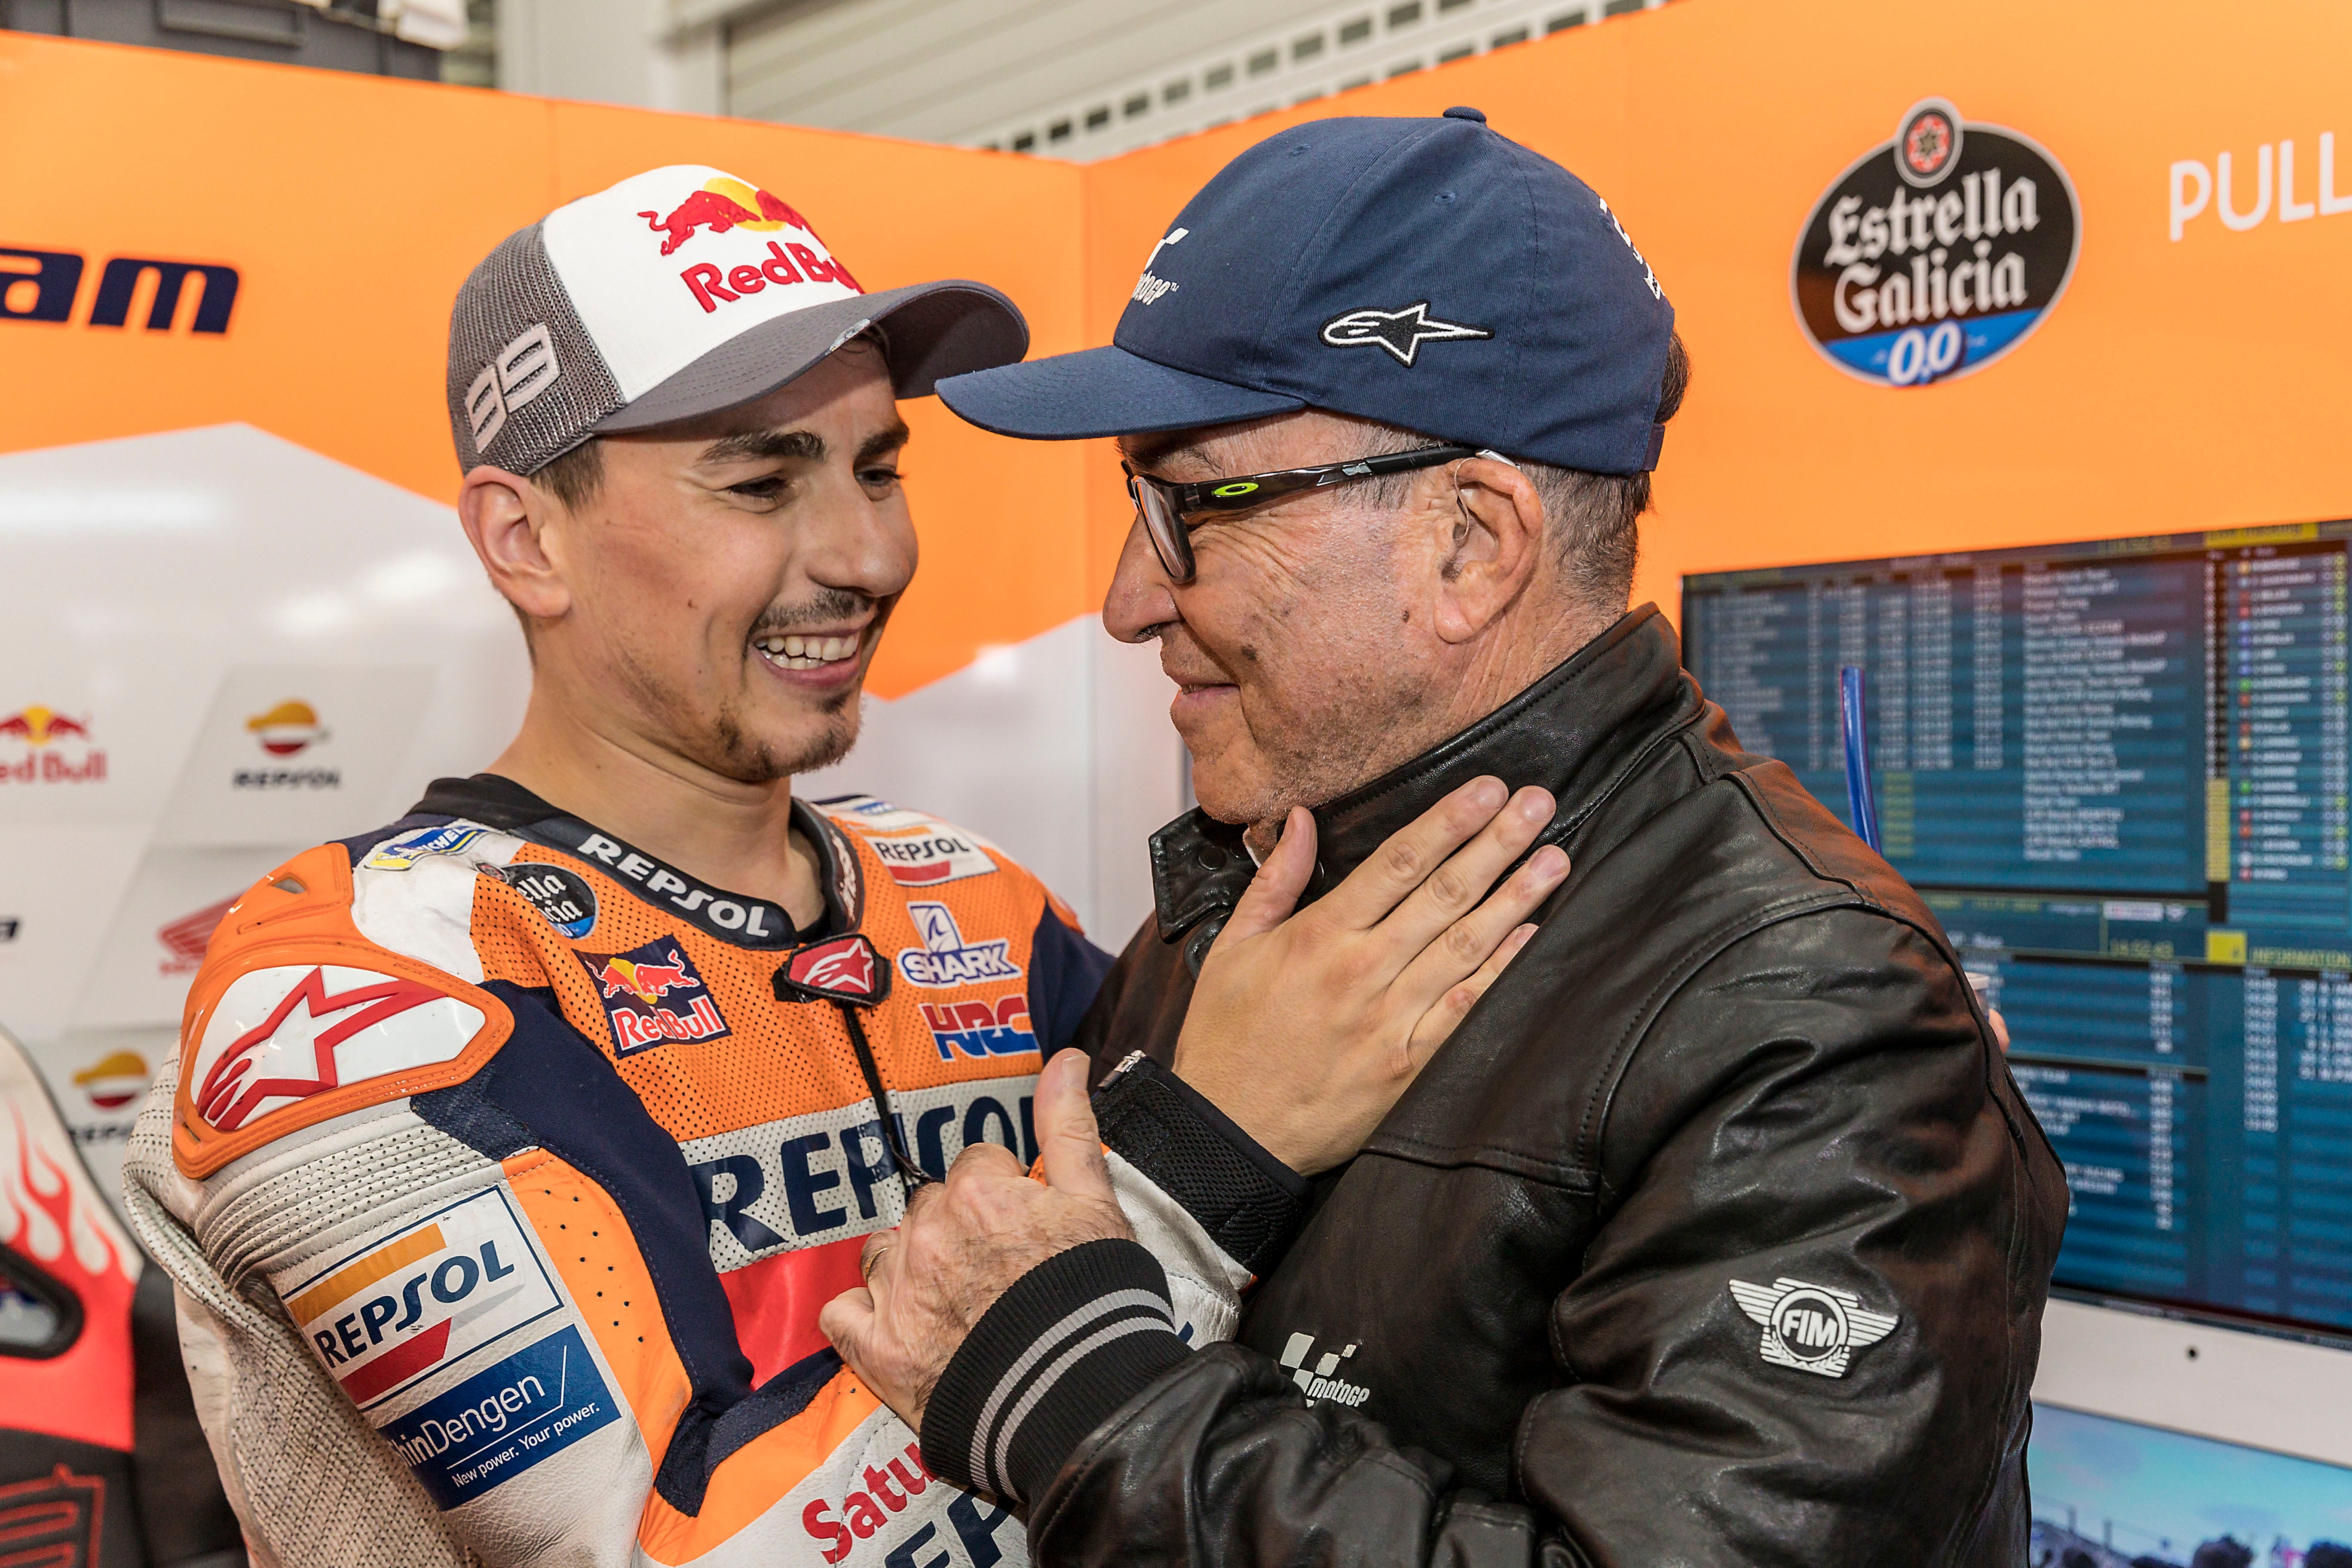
[{"left": 447, "top": 165, "right": 1029, "bottom": 475}]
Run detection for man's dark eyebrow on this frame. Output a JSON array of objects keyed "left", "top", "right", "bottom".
[
  {"left": 698, "top": 428, "right": 825, "bottom": 467},
  {"left": 857, "top": 420, "right": 913, "bottom": 466},
  {"left": 1117, "top": 429, "right": 1214, "bottom": 473}
]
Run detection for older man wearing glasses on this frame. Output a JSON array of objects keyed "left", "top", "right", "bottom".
[{"left": 821, "top": 108, "right": 2067, "bottom": 1568}]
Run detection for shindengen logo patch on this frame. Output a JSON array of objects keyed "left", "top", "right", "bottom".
[{"left": 1792, "top": 97, "right": 2079, "bottom": 388}]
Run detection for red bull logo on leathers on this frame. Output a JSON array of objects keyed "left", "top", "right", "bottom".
[{"left": 576, "top": 937, "right": 730, "bottom": 1057}]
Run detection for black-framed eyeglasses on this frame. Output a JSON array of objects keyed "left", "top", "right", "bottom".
[{"left": 1124, "top": 444, "right": 1478, "bottom": 584}]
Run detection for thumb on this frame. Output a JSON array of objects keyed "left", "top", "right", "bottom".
[
  {"left": 1213, "top": 807, "right": 1316, "bottom": 949},
  {"left": 1034, "top": 1048, "right": 1113, "bottom": 1201},
  {"left": 819, "top": 1285, "right": 875, "bottom": 1365}
]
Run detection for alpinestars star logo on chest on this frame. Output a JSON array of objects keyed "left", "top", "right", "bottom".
[{"left": 1727, "top": 1277, "right": 1899, "bottom": 1378}]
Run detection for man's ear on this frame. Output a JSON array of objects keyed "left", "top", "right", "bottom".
[
  {"left": 457, "top": 466, "right": 570, "bottom": 624},
  {"left": 1422, "top": 456, "right": 1549, "bottom": 645}
]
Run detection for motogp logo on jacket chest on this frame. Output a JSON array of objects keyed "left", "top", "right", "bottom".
[{"left": 1792, "top": 98, "right": 2079, "bottom": 388}]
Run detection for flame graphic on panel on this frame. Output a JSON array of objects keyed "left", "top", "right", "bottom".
[{"left": 0, "top": 1098, "right": 135, "bottom": 1287}]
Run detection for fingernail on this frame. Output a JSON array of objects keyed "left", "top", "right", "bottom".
[
  {"left": 1530, "top": 845, "right": 1569, "bottom": 877},
  {"left": 1515, "top": 787, "right": 1556, "bottom": 821},
  {"left": 1471, "top": 775, "right": 1507, "bottom": 810}
]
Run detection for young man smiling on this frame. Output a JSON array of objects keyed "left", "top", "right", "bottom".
[{"left": 120, "top": 165, "right": 1559, "bottom": 1568}]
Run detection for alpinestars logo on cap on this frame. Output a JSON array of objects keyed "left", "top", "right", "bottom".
[
  {"left": 1320, "top": 302, "right": 1494, "bottom": 366},
  {"left": 1728, "top": 1277, "right": 1899, "bottom": 1378}
]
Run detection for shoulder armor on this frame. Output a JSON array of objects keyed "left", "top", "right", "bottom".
[{"left": 173, "top": 843, "right": 512, "bottom": 1180}]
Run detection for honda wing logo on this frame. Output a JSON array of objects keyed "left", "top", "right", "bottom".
[
  {"left": 1728, "top": 1277, "right": 1898, "bottom": 1379},
  {"left": 1320, "top": 301, "right": 1494, "bottom": 366}
]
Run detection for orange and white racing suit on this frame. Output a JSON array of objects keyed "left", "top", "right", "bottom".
[{"left": 120, "top": 772, "right": 1243, "bottom": 1568}]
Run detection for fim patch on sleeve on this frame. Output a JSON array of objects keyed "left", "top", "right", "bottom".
[{"left": 382, "top": 1324, "right": 619, "bottom": 1509}]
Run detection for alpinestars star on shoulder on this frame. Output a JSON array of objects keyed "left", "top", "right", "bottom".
[{"left": 1727, "top": 1277, "right": 1899, "bottom": 1379}]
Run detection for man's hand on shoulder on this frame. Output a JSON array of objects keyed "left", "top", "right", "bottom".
[
  {"left": 1177, "top": 777, "right": 1568, "bottom": 1175},
  {"left": 821, "top": 1049, "right": 1128, "bottom": 1432}
]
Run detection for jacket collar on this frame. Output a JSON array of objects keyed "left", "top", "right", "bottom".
[
  {"left": 407, "top": 772, "right": 863, "bottom": 946},
  {"left": 1149, "top": 606, "right": 1697, "bottom": 962}
]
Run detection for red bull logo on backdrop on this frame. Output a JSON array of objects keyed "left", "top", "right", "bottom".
[
  {"left": 0, "top": 704, "right": 105, "bottom": 784},
  {"left": 1792, "top": 98, "right": 2079, "bottom": 388},
  {"left": 576, "top": 937, "right": 730, "bottom": 1056}
]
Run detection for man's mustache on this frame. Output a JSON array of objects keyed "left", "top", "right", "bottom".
[{"left": 750, "top": 588, "right": 874, "bottom": 635}]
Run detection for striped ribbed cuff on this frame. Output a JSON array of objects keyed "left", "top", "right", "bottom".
[
  {"left": 918, "top": 1237, "right": 1191, "bottom": 1504},
  {"left": 1093, "top": 1052, "right": 1311, "bottom": 1276}
]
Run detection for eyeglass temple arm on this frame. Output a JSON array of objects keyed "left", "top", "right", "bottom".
[{"left": 1173, "top": 444, "right": 1480, "bottom": 513}]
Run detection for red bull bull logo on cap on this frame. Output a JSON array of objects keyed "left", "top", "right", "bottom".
[
  {"left": 575, "top": 937, "right": 730, "bottom": 1057},
  {"left": 636, "top": 175, "right": 864, "bottom": 315},
  {"left": 639, "top": 177, "right": 813, "bottom": 256}
]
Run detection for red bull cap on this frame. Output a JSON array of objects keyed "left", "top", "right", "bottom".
[{"left": 447, "top": 164, "right": 1028, "bottom": 477}]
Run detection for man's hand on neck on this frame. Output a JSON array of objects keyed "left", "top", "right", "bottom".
[{"left": 488, "top": 682, "right": 831, "bottom": 933}]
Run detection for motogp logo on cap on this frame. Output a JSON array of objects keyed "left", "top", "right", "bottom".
[{"left": 1792, "top": 97, "right": 2079, "bottom": 389}]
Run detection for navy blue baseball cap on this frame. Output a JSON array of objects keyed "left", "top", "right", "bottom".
[{"left": 937, "top": 107, "right": 1675, "bottom": 475}]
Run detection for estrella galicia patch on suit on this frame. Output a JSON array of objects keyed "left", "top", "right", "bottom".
[
  {"left": 576, "top": 937, "right": 730, "bottom": 1056},
  {"left": 479, "top": 861, "right": 598, "bottom": 940},
  {"left": 774, "top": 933, "right": 890, "bottom": 1007},
  {"left": 1727, "top": 1277, "right": 1899, "bottom": 1378},
  {"left": 1319, "top": 301, "right": 1493, "bottom": 367}
]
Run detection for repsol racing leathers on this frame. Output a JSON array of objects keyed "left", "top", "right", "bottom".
[
  {"left": 914, "top": 607, "right": 2071, "bottom": 1568},
  {"left": 121, "top": 772, "right": 1231, "bottom": 1568}
]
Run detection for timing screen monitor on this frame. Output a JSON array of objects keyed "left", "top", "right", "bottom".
[
  {"left": 2029, "top": 1403, "right": 2352, "bottom": 1565},
  {"left": 1681, "top": 523, "right": 2352, "bottom": 1335}
]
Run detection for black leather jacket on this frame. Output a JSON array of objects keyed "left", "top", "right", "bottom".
[{"left": 920, "top": 606, "right": 2069, "bottom": 1568}]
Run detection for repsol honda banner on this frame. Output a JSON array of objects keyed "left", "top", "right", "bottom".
[{"left": 1792, "top": 98, "right": 2080, "bottom": 388}]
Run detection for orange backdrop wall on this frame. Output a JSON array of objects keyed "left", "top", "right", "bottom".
[
  {"left": 0, "top": 34, "right": 1086, "bottom": 698},
  {"left": 1078, "top": 0, "right": 2352, "bottom": 619},
  {"left": 8, "top": 0, "right": 2352, "bottom": 662}
]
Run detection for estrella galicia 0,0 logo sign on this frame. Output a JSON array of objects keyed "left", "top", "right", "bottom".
[{"left": 1792, "top": 98, "right": 2079, "bottom": 388}]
